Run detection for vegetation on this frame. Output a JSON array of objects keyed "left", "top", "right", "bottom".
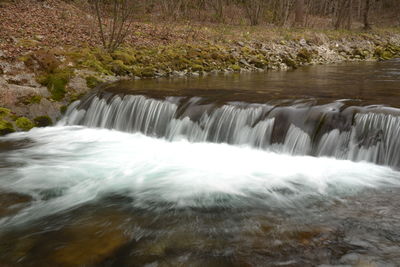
[
  {"left": 89, "top": 0, "right": 136, "bottom": 52},
  {"left": 86, "top": 76, "right": 102, "bottom": 89},
  {"left": 0, "top": 108, "right": 15, "bottom": 136},
  {"left": 34, "top": 116, "right": 53, "bottom": 127},
  {"left": 37, "top": 68, "right": 73, "bottom": 101},
  {"left": 15, "top": 117, "right": 35, "bottom": 131},
  {"left": 84, "top": 0, "right": 400, "bottom": 51},
  {"left": 0, "top": 0, "right": 399, "bottom": 134}
]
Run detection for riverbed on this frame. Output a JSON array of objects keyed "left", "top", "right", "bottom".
[{"left": 0, "top": 59, "right": 400, "bottom": 266}]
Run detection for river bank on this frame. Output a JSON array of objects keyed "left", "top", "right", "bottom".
[{"left": 1, "top": 1, "right": 400, "bottom": 135}]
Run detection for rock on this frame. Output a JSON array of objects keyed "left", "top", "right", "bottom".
[
  {"left": 52, "top": 211, "right": 130, "bottom": 266},
  {"left": 34, "top": 115, "right": 53, "bottom": 127},
  {"left": 34, "top": 35, "right": 44, "bottom": 41},
  {"left": 318, "top": 265, "right": 351, "bottom": 267},
  {"left": 171, "top": 70, "right": 185, "bottom": 77},
  {"left": 237, "top": 41, "right": 245, "bottom": 47},
  {"left": 0, "top": 192, "right": 33, "bottom": 218},
  {"left": 5, "top": 73, "right": 40, "bottom": 87},
  {"left": 340, "top": 253, "right": 361, "bottom": 264},
  {"left": 299, "top": 38, "right": 308, "bottom": 46},
  {"left": 68, "top": 75, "right": 89, "bottom": 96},
  {"left": 239, "top": 59, "right": 250, "bottom": 66}
]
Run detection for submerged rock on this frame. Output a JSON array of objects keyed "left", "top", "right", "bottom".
[
  {"left": 0, "top": 192, "right": 32, "bottom": 218},
  {"left": 52, "top": 211, "right": 131, "bottom": 266}
]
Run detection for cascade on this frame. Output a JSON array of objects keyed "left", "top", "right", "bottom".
[{"left": 62, "top": 92, "right": 400, "bottom": 169}]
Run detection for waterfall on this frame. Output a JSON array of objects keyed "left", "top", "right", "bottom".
[{"left": 62, "top": 93, "right": 400, "bottom": 169}]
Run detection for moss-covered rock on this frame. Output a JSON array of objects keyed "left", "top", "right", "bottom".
[
  {"left": 85, "top": 76, "right": 102, "bottom": 89},
  {"left": 0, "top": 107, "right": 15, "bottom": 135},
  {"left": 0, "top": 120, "right": 15, "bottom": 136},
  {"left": 15, "top": 117, "right": 34, "bottom": 131},
  {"left": 297, "top": 48, "right": 313, "bottom": 63},
  {"left": 110, "top": 60, "right": 131, "bottom": 75},
  {"left": 282, "top": 56, "right": 298, "bottom": 69},
  {"left": 230, "top": 64, "right": 241, "bottom": 71},
  {"left": 0, "top": 107, "right": 11, "bottom": 117},
  {"left": 60, "top": 105, "right": 68, "bottom": 115},
  {"left": 191, "top": 64, "right": 205, "bottom": 72},
  {"left": 112, "top": 50, "right": 136, "bottom": 65},
  {"left": 20, "top": 95, "right": 42, "bottom": 105},
  {"left": 37, "top": 68, "right": 73, "bottom": 101},
  {"left": 34, "top": 116, "right": 53, "bottom": 127},
  {"left": 140, "top": 67, "right": 155, "bottom": 78}
]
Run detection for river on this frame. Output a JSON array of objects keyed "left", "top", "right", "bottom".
[{"left": 0, "top": 59, "right": 400, "bottom": 266}]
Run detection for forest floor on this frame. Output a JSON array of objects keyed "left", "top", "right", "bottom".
[{"left": 1, "top": 0, "right": 400, "bottom": 134}]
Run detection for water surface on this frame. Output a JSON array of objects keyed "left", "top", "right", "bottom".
[{"left": 1, "top": 59, "right": 400, "bottom": 266}]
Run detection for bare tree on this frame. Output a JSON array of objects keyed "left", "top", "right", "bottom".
[
  {"left": 335, "top": 0, "right": 353, "bottom": 29},
  {"left": 90, "top": 0, "right": 136, "bottom": 52},
  {"left": 294, "top": 0, "right": 305, "bottom": 27},
  {"left": 363, "top": 0, "right": 372, "bottom": 29},
  {"left": 242, "top": 0, "right": 264, "bottom": 26},
  {"left": 209, "top": 0, "right": 224, "bottom": 22}
]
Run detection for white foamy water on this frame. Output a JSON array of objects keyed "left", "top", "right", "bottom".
[{"left": 0, "top": 126, "right": 399, "bottom": 226}]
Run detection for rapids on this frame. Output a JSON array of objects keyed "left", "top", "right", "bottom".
[{"left": 1, "top": 59, "right": 400, "bottom": 266}]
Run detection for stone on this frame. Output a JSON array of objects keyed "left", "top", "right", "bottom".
[
  {"left": 0, "top": 192, "right": 32, "bottom": 218},
  {"left": 68, "top": 75, "right": 89, "bottom": 96},
  {"left": 239, "top": 59, "right": 250, "bottom": 66},
  {"left": 52, "top": 211, "right": 130, "bottom": 266}
]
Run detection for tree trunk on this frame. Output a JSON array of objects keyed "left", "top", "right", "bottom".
[
  {"left": 363, "top": 0, "right": 371, "bottom": 29},
  {"left": 294, "top": 0, "right": 305, "bottom": 27}
]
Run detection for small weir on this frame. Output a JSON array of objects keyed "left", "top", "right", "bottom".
[
  {"left": 63, "top": 92, "right": 400, "bottom": 168},
  {"left": 1, "top": 59, "right": 400, "bottom": 266}
]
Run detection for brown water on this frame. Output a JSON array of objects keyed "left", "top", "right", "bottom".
[
  {"left": 0, "top": 59, "right": 400, "bottom": 267},
  {"left": 105, "top": 58, "right": 400, "bottom": 106}
]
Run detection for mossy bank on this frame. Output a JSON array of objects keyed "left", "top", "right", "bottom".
[{"left": 1, "top": 31, "right": 400, "bottom": 136}]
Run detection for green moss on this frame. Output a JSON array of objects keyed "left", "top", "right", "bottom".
[
  {"left": 110, "top": 60, "right": 131, "bottom": 75},
  {"left": 85, "top": 76, "right": 102, "bottom": 89},
  {"left": 297, "top": 48, "right": 313, "bottom": 63},
  {"left": 29, "top": 95, "right": 42, "bottom": 104},
  {"left": 249, "top": 56, "right": 267, "bottom": 68},
  {"left": 38, "top": 69, "right": 73, "bottom": 101},
  {"left": 34, "top": 116, "right": 53, "bottom": 127},
  {"left": 15, "top": 117, "right": 34, "bottom": 131},
  {"left": 82, "top": 58, "right": 111, "bottom": 75},
  {"left": 17, "top": 39, "right": 40, "bottom": 48},
  {"left": 374, "top": 47, "right": 393, "bottom": 60},
  {"left": 21, "top": 95, "right": 42, "bottom": 105},
  {"left": 352, "top": 48, "right": 368, "bottom": 59},
  {"left": 230, "top": 64, "right": 241, "bottom": 71},
  {"left": 282, "top": 56, "right": 298, "bottom": 69},
  {"left": 0, "top": 119, "right": 15, "bottom": 136},
  {"left": 140, "top": 67, "right": 155, "bottom": 78},
  {"left": 69, "top": 93, "right": 85, "bottom": 103},
  {"left": 60, "top": 105, "right": 68, "bottom": 114},
  {"left": 0, "top": 107, "right": 11, "bottom": 117},
  {"left": 191, "top": 64, "right": 204, "bottom": 72},
  {"left": 112, "top": 50, "right": 136, "bottom": 65}
]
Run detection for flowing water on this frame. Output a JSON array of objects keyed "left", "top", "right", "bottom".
[{"left": 1, "top": 59, "right": 400, "bottom": 266}]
